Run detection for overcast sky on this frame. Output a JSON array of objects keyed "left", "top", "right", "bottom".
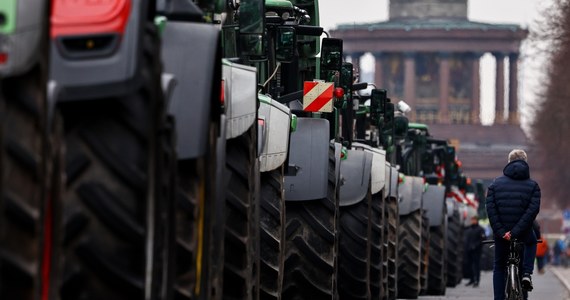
[{"left": 318, "top": 0, "right": 553, "bottom": 129}]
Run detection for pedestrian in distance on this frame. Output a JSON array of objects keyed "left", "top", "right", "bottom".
[
  {"left": 464, "top": 215, "right": 486, "bottom": 287},
  {"left": 534, "top": 221, "right": 548, "bottom": 274},
  {"left": 486, "top": 149, "right": 541, "bottom": 300}
]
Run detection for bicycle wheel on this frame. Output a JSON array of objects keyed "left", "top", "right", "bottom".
[{"left": 505, "top": 264, "right": 523, "bottom": 300}]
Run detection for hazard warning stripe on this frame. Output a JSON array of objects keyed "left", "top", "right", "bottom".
[{"left": 303, "top": 82, "right": 334, "bottom": 112}]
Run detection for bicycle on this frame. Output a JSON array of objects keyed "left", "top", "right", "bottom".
[{"left": 483, "top": 239, "right": 542, "bottom": 300}]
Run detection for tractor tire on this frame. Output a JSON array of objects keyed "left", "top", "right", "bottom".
[
  {"left": 427, "top": 210, "right": 447, "bottom": 295},
  {"left": 385, "top": 196, "right": 398, "bottom": 300},
  {"left": 259, "top": 167, "right": 285, "bottom": 300},
  {"left": 397, "top": 209, "right": 422, "bottom": 299},
  {"left": 223, "top": 126, "right": 260, "bottom": 300},
  {"left": 338, "top": 182, "right": 372, "bottom": 300},
  {"left": 419, "top": 211, "right": 430, "bottom": 295},
  {"left": 173, "top": 119, "right": 220, "bottom": 300},
  {"left": 369, "top": 191, "right": 384, "bottom": 300},
  {"left": 446, "top": 210, "right": 463, "bottom": 287},
  {"left": 55, "top": 24, "right": 173, "bottom": 300},
  {"left": 282, "top": 144, "right": 338, "bottom": 300},
  {"left": 0, "top": 63, "right": 52, "bottom": 299}
]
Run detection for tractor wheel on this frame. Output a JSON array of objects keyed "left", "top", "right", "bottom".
[
  {"left": 427, "top": 208, "right": 447, "bottom": 295},
  {"left": 55, "top": 24, "right": 173, "bottom": 300},
  {"left": 419, "top": 211, "right": 430, "bottom": 295},
  {"left": 446, "top": 210, "right": 463, "bottom": 287},
  {"left": 397, "top": 209, "right": 422, "bottom": 299},
  {"left": 223, "top": 126, "right": 260, "bottom": 300},
  {"left": 173, "top": 119, "right": 219, "bottom": 300},
  {"left": 369, "top": 191, "right": 384, "bottom": 300},
  {"left": 385, "top": 196, "right": 398, "bottom": 300},
  {"left": 283, "top": 144, "right": 338, "bottom": 300},
  {"left": 259, "top": 167, "right": 285, "bottom": 300},
  {"left": 0, "top": 62, "right": 52, "bottom": 299},
  {"left": 338, "top": 182, "right": 372, "bottom": 300}
]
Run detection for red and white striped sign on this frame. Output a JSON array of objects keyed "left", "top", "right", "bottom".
[{"left": 303, "top": 81, "right": 334, "bottom": 112}]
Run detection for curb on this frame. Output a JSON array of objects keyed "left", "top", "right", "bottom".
[{"left": 551, "top": 267, "right": 570, "bottom": 293}]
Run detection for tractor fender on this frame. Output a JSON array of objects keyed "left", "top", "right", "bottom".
[
  {"left": 398, "top": 176, "right": 424, "bottom": 216},
  {"left": 352, "top": 143, "right": 387, "bottom": 195},
  {"left": 50, "top": 0, "right": 146, "bottom": 101},
  {"left": 0, "top": 0, "right": 46, "bottom": 77},
  {"left": 161, "top": 73, "right": 177, "bottom": 108},
  {"left": 258, "top": 94, "right": 291, "bottom": 172},
  {"left": 284, "top": 118, "right": 330, "bottom": 201},
  {"left": 160, "top": 21, "right": 221, "bottom": 159},
  {"left": 339, "top": 149, "right": 373, "bottom": 207},
  {"left": 422, "top": 184, "right": 446, "bottom": 227},
  {"left": 222, "top": 60, "right": 257, "bottom": 140},
  {"left": 386, "top": 162, "right": 399, "bottom": 199}
]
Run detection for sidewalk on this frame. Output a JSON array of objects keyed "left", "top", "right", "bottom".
[
  {"left": 419, "top": 268, "right": 570, "bottom": 300},
  {"left": 551, "top": 266, "right": 570, "bottom": 296}
]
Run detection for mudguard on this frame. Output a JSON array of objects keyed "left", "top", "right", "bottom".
[
  {"left": 386, "top": 162, "right": 394, "bottom": 202},
  {"left": 284, "top": 118, "right": 330, "bottom": 201},
  {"left": 223, "top": 60, "right": 257, "bottom": 140},
  {"left": 161, "top": 21, "right": 221, "bottom": 159},
  {"left": 50, "top": 0, "right": 147, "bottom": 101},
  {"left": 0, "top": 0, "right": 46, "bottom": 77},
  {"left": 352, "top": 142, "right": 387, "bottom": 195},
  {"left": 339, "top": 149, "right": 373, "bottom": 206},
  {"left": 422, "top": 184, "right": 446, "bottom": 227},
  {"left": 258, "top": 94, "right": 291, "bottom": 172},
  {"left": 398, "top": 176, "right": 424, "bottom": 216}
]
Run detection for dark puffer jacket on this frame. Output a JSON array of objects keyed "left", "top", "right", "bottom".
[{"left": 485, "top": 160, "right": 541, "bottom": 239}]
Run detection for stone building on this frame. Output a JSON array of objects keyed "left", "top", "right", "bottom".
[{"left": 330, "top": 0, "right": 530, "bottom": 182}]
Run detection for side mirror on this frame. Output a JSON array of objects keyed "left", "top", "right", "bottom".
[
  {"left": 320, "top": 38, "right": 343, "bottom": 79},
  {"left": 276, "top": 26, "right": 296, "bottom": 63},
  {"left": 370, "top": 89, "right": 387, "bottom": 126},
  {"left": 394, "top": 115, "right": 409, "bottom": 139}
]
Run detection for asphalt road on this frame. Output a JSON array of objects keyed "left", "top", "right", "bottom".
[{"left": 413, "top": 267, "right": 570, "bottom": 300}]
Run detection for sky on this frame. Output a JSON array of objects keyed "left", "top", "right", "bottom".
[{"left": 318, "top": 0, "right": 554, "bottom": 130}]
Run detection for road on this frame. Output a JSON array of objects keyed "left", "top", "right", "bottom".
[{"left": 414, "top": 266, "right": 570, "bottom": 300}]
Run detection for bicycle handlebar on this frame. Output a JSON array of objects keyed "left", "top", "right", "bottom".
[{"left": 481, "top": 239, "right": 543, "bottom": 245}]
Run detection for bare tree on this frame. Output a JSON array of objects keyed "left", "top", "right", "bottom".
[{"left": 531, "top": 0, "right": 570, "bottom": 209}]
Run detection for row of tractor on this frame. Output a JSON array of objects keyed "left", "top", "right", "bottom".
[{"left": 0, "top": 0, "right": 480, "bottom": 299}]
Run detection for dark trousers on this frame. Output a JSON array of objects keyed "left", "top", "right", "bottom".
[
  {"left": 493, "top": 230, "right": 537, "bottom": 300},
  {"left": 468, "top": 249, "right": 482, "bottom": 284},
  {"left": 536, "top": 255, "right": 546, "bottom": 271}
]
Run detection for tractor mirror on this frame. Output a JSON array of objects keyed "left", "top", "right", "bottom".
[
  {"left": 370, "top": 89, "right": 387, "bottom": 126},
  {"left": 276, "top": 27, "right": 296, "bottom": 63},
  {"left": 320, "top": 38, "right": 343, "bottom": 73},
  {"left": 394, "top": 115, "right": 409, "bottom": 139}
]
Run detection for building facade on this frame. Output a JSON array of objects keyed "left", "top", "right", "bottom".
[{"left": 330, "top": 0, "right": 530, "bottom": 182}]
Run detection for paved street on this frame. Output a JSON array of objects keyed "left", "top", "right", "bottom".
[{"left": 414, "top": 266, "right": 570, "bottom": 300}]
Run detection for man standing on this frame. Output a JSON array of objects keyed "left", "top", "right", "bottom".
[
  {"left": 486, "top": 149, "right": 541, "bottom": 300},
  {"left": 465, "top": 215, "right": 486, "bottom": 287}
]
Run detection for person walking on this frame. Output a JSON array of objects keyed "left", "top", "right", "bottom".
[
  {"left": 486, "top": 149, "right": 541, "bottom": 300},
  {"left": 533, "top": 221, "right": 548, "bottom": 274},
  {"left": 464, "top": 215, "right": 486, "bottom": 287}
]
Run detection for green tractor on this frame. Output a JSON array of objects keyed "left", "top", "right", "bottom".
[
  {"left": 0, "top": 1, "right": 53, "bottom": 299},
  {"left": 49, "top": 0, "right": 175, "bottom": 298}
]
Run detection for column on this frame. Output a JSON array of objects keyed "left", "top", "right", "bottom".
[
  {"left": 439, "top": 52, "right": 451, "bottom": 124},
  {"left": 404, "top": 52, "right": 416, "bottom": 121},
  {"left": 494, "top": 53, "right": 505, "bottom": 124},
  {"left": 374, "top": 52, "right": 384, "bottom": 88},
  {"left": 508, "top": 53, "right": 520, "bottom": 124},
  {"left": 471, "top": 53, "right": 482, "bottom": 124},
  {"left": 352, "top": 52, "right": 364, "bottom": 74}
]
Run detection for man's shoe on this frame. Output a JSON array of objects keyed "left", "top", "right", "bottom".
[
  {"left": 465, "top": 281, "right": 474, "bottom": 286},
  {"left": 522, "top": 274, "right": 533, "bottom": 292},
  {"left": 473, "top": 282, "right": 479, "bottom": 288}
]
